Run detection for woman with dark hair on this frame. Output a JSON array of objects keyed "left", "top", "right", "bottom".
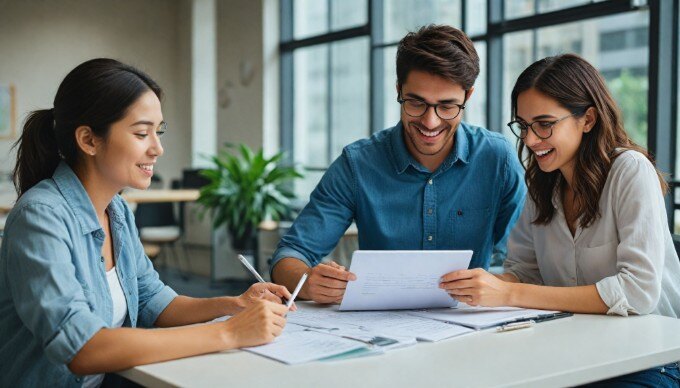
[
  {"left": 440, "top": 54, "right": 680, "bottom": 385},
  {"left": 0, "top": 58, "right": 293, "bottom": 386}
]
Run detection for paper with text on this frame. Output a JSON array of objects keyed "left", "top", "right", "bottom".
[
  {"left": 410, "top": 303, "right": 561, "bottom": 329},
  {"left": 244, "top": 323, "right": 370, "bottom": 364},
  {"left": 288, "top": 306, "right": 474, "bottom": 342},
  {"left": 340, "top": 250, "right": 473, "bottom": 311}
]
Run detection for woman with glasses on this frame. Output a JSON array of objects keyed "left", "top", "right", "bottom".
[
  {"left": 0, "top": 59, "right": 294, "bottom": 387},
  {"left": 440, "top": 54, "right": 680, "bottom": 386}
]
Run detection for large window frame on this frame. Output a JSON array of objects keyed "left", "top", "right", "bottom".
[{"left": 280, "top": 0, "right": 679, "bottom": 230}]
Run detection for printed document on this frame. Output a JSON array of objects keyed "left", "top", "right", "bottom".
[
  {"left": 244, "top": 323, "right": 373, "bottom": 364},
  {"left": 340, "top": 250, "right": 473, "bottom": 310},
  {"left": 410, "top": 303, "right": 562, "bottom": 329},
  {"left": 288, "top": 305, "right": 475, "bottom": 342}
]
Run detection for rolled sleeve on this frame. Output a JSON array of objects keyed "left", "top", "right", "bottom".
[
  {"left": 43, "top": 308, "right": 107, "bottom": 365},
  {"left": 595, "top": 155, "right": 667, "bottom": 316},
  {"left": 5, "top": 203, "right": 107, "bottom": 365},
  {"left": 270, "top": 151, "right": 356, "bottom": 275},
  {"left": 137, "top": 285, "right": 178, "bottom": 327},
  {"left": 270, "top": 247, "right": 314, "bottom": 275}
]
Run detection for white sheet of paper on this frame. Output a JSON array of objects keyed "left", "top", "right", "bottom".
[
  {"left": 288, "top": 306, "right": 473, "bottom": 343},
  {"left": 410, "top": 303, "right": 561, "bottom": 330},
  {"left": 340, "top": 250, "right": 473, "bottom": 311},
  {"left": 244, "top": 323, "right": 369, "bottom": 364}
]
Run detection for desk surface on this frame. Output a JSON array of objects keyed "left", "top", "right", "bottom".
[{"left": 120, "top": 305, "right": 680, "bottom": 388}]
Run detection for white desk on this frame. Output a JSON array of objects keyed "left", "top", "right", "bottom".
[{"left": 120, "top": 305, "right": 680, "bottom": 387}]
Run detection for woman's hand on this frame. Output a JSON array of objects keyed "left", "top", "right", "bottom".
[
  {"left": 237, "top": 282, "right": 297, "bottom": 311},
  {"left": 439, "top": 268, "right": 514, "bottom": 307},
  {"left": 222, "top": 300, "right": 288, "bottom": 348}
]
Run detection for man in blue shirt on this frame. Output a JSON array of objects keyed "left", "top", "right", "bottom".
[{"left": 271, "top": 25, "right": 526, "bottom": 303}]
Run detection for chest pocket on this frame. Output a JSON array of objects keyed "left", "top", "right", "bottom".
[{"left": 450, "top": 207, "right": 491, "bottom": 250}]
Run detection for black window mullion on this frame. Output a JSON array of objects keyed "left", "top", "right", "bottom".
[
  {"left": 648, "top": 0, "right": 677, "bottom": 229},
  {"left": 371, "top": 0, "right": 384, "bottom": 134},
  {"left": 280, "top": 0, "right": 294, "bottom": 165},
  {"left": 486, "top": 0, "right": 503, "bottom": 132}
]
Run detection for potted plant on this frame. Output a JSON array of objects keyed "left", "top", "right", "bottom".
[{"left": 197, "top": 144, "right": 303, "bottom": 251}]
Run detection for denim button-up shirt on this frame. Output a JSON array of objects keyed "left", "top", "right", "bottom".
[
  {"left": 0, "top": 162, "right": 177, "bottom": 386},
  {"left": 271, "top": 122, "right": 526, "bottom": 271}
]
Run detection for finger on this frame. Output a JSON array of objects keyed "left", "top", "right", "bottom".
[
  {"left": 440, "top": 270, "right": 475, "bottom": 283},
  {"left": 266, "top": 301, "right": 290, "bottom": 316},
  {"left": 317, "top": 287, "right": 345, "bottom": 297},
  {"left": 440, "top": 279, "right": 476, "bottom": 290},
  {"left": 315, "top": 264, "right": 357, "bottom": 281},
  {"left": 333, "top": 295, "right": 343, "bottom": 304},
  {"left": 261, "top": 289, "right": 283, "bottom": 304},
  {"left": 265, "top": 283, "right": 293, "bottom": 300},
  {"left": 288, "top": 302, "right": 298, "bottom": 311},
  {"left": 272, "top": 314, "right": 286, "bottom": 328},
  {"left": 316, "top": 276, "right": 349, "bottom": 289},
  {"left": 446, "top": 287, "right": 474, "bottom": 296}
]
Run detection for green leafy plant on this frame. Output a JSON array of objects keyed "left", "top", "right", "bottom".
[{"left": 197, "top": 144, "right": 303, "bottom": 250}]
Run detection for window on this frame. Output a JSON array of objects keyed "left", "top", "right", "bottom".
[{"left": 282, "top": 1, "right": 677, "bottom": 234}]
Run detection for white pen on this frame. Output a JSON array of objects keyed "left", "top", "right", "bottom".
[
  {"left": 237, "top": 254, "right": 290, "bottom": 305},
  {"left": 286, "top": 273, "right": 308, "bottom": 309},
  {"left": 237, "top": 254, "right": 266, "bottom": 283},
  {"left": 496, "top": 320, "right": 535, "bottom": 333}
]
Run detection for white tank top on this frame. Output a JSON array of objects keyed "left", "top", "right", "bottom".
[{"left": 82, "top": 266, "right": 128, "bottom": 388}]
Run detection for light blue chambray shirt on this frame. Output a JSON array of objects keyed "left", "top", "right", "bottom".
[
  {"left": 271, "top": 121, "right": 527, "bottom": 272},
  {"left": 0, "top": 162, "right": 177, "bottom": 387}
]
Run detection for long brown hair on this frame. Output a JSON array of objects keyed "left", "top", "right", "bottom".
[{"left": 511, "top": 54, "right": 667, "bottom": 228}]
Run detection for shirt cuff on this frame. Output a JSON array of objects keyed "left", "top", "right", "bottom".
[
  {"left": 269, "top": 247, "right": 313, "bottom": 278},
  {"left": 138, "top": 285, "right": 178, "bottom": 328},
  {"left": 44, "top": 308, "right": 108, "bottom": 365},
  {"left": 596, "top": 277, "right": 635, "bottom": 316}
]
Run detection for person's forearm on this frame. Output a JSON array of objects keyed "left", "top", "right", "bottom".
[
  {"left": 69, "top": 322, "right": 234, "bottom": 375},
  {"left": 508, "top": 283, "right": 609, "bottom": 314},
  {"left": 155, "top": 296, "right": 243, "bottom": 327},
  {"left": 272, "top": 258, "right": 311, "bottom": 298}
]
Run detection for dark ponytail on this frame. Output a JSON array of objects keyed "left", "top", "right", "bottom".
[
  {"left": 13, "top": 109, "right": 62, "bottom": 195},
  {"left": 12, "top": 58, "right": 162, "bottom": 197}
]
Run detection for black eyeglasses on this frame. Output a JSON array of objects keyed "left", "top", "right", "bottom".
[
  {"left": 397, "top": 92, "right": 467, "bottom": 121},
  {"left": 507, "top": 112, "right": 578, "bottom": 140}
]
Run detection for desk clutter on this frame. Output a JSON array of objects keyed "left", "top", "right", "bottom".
[{"left": 215, "top": 303, "right": 570, "bottom": 365}]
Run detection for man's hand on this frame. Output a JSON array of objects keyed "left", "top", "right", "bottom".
[
  {"left": 439, "top": 268, "right": 513, "bottom": 307},
  {"left": 304, "top": 261, "right": 357, "bottom": 304}
]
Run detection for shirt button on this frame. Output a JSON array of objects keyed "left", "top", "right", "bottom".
[
  {"left": 100, "top": 257, "right": 104, "bottom": 263},
  {"left": 428, "top": 179, "right": 433, "bottom": 185},
  {"left": 457, "top": 210, "right": 463, "bottom": 216},
  {"left": 427, "top": 235, "right": 433, "bottom": 241}
]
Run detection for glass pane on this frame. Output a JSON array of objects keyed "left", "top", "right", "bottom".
[
  {"left": 294, "top": 45, "right": 329, "bottom": 168},
  {"left": 294, "top": 170, "right": 325, "bottom": 202},
  {"left": 466, "top": 0, "right": 487, "bottom": 36},
  {"left": 294, "top": 0, "right": 328, "bottom": 40},
  {"left": 463, "top": 41, "right": 487, "bottom": 127},
  {"left": 382, "top": 0, "right": 462, "bottom": 44},
  {"left": 331, "top": 0, "right": 367, "bottom": 31},
  {"left": 381, "top": 46, "right": 400, "bottom": 130},
  {"left": 331, "top": 38, "right": 370, "bottom": 159},
  {"left": 502, "top": 30, "right": 533, "bottom": 141},
  {"left": 675, "top": 210, "right": 680, "bottom": 235},
  {"left": 503, "top": 11, "right": 649, "bottom": 147},
  {"left": 504, "top": 0, "right": 593, "bottom": 19}
]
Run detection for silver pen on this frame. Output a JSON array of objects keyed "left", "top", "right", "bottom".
[{"left": 237, "top": 254, "right": 289, "bottom": 305}]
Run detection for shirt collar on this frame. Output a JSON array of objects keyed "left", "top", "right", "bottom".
[
  {"left": 52, "top": 161, "right": 118, "bottom": 235},
  {"left": 389, "top": 121, "right": 470, "bottom": 175}
]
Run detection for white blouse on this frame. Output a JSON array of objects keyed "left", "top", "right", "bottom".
[{"left": 504, "top": 150, "right": 680, "bottom": 317}]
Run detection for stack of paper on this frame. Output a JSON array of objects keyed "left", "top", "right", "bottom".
[
  {"left": 244, "top": 323, "right": 377, "bottom": 364},
  {"left": 409, "top": 304, "right": 562, "bottom": 330}
]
